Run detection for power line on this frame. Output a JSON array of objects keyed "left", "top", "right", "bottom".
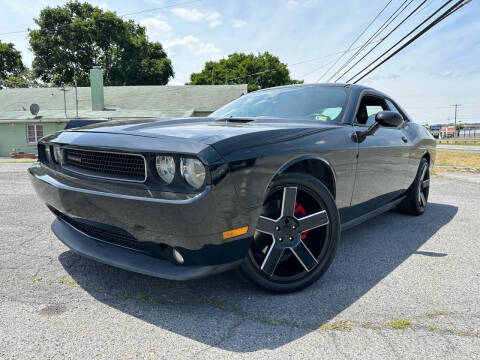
[
  {"left": 334, "top": 0, "right": 427, "bottom": 83},
  {"left": 299, "top": 59, "right": 339, "bottom": 79},
  {"left": 326, "top": 0, "right": 413, "bottom": 83},
  {"left": 316, "top": 0, "right": 394, "bottom": 82},
  {"left": 119, "top": 0, "right": 202, "bottom": 17},
  {"left": 285, "top": 40, "right": 383, "bottom": 67},
  {"left": 226, "top": 40, "right": 385, "bottom": 83},
  {"left": 347, "top": 0, "right": 468, "bottom": 83},
  {"left": 0, "top": 0, "right": 202, "bottom": 37}
]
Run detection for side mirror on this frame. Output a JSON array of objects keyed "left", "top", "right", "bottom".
[
  {"left": 375, "top": 111, "right": 404, "bottom": 128},
  {"left": 353, "top": 111, "right": 405, "bottom": 143}
]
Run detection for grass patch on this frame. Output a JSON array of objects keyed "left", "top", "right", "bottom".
[
  {"left": 428, "top": 326, "right": 439, "bottom": 331},
  {"left": 435, "top": 150, "right": 480, "bottom": 168},
  {"left": 134, "top": 293, "right": 149, "bottom": 301},
  {"left": 0, "top": 158, "right": 36, "bottom": 163},
  {"left": 57, "top": 278, "right": 78, "bottom": 287},
  {"left": 388, "top": 318, "right": 411, "bottom": 329},
  {"left": 264, "top": 315, "right": 286, "bottom": 325},
  {"left": 213, "top": 298, "right": 227, "bottom": 309},
  {"left": 425, "top": 310, "right": 447, "bottom": 318},
  {"left": 318, "top": 320, "right": 352, "bottom": 332}
]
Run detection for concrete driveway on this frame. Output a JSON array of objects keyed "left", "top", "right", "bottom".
[{"left": 1, "top": 163, "right": 479, "bottom": 359}]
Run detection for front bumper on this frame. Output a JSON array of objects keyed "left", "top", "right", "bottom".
[
  {"left": 29, "top": 162, "right": 261, "bottom": 277},
  {"left": 52, "top": 218, "right": 242, "bottom": 280}
]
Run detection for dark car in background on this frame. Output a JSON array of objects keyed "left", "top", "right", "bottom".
[{"left": 29, "top": 84, "right": 435, "bottom": 293}]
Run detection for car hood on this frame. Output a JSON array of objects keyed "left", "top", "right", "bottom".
[{"left": 64, "top": 117, "right": 340, "bottom": 156}]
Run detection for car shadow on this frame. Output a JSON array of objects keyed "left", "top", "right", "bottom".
[{"left": 59, "top": 202, "right": 457, "bottom": 352}]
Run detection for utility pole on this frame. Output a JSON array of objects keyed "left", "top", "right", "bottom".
[
  {"left": 452, "top": 104, "right": 461, "bottom": 137},
  {"left": 74, "top": 79, "right": 79, "bottom": 118},
  {"left": 60, "top": 85, "right": 68, "bottom": 119}
]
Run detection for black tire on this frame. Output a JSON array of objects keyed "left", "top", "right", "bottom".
[
  {"left": 239, "top": 173, "right": 340, "bottom": 293},
  {"left": 397, "top": 158, "right": 430, "bottom": 216}
]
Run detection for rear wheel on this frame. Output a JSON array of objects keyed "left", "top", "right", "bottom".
[
  {"left": 239, "top": 173, "right": 340, "bottom": 293},
  {"left": 397, "top": 158, "right": 430, "bottom": 215}
]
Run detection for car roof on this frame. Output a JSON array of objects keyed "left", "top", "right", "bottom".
[{"left": 254, "top": 83, "right": 374, "bottom": 93}]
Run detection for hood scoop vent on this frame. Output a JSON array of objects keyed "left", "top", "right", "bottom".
[{"left": 219, "top": 117, "right": 254, "bottom": 123}]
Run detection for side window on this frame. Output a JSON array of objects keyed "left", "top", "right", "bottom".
[
  {"left": 356, "top": 96, "right": 388, "bottom": 126},
  {"left": 385, "top": 99, "right": 399, "bottom": 113},
  {"left": 385, "top": 99, "right": 408, "bottom": 122}
]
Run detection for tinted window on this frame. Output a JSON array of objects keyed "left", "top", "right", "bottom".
[
  {"left": 386, "top": 99, "right": 400, "bottom": 113},
  {"left": 210, "top": 86, "right": 348, "bottom": 123},
  {"left": 356, "top": 96, "right": 388, "bottom": 126}
]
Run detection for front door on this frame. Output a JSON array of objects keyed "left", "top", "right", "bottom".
[{"left": 350, "top": 95, "right": 411, "bottom": 212}]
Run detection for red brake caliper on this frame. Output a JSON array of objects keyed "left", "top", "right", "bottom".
[{"left": 295, "top": 202, "right": 309, "bottom": 240}]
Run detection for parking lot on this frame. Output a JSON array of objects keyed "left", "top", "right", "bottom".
[{"left": 1, "top": 163, "right": 479, "bottom": 359}]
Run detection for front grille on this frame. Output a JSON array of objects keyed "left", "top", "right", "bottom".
[{"left": 63, "top": 148, "right": 146, "bottom": 182}]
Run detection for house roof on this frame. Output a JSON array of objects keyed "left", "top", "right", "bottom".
[{"left": 0, "top": 84, "right": 247, "bottom": 122}]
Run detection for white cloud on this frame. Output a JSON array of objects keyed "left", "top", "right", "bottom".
[
  {"left": 165, "top": 35, "right": 222, "bottom": 59},
  {"left": 98, "top": 3, "right": 109, "bottom": 11},
  {"left": 209, "top": 20, "right": 222, "bottom": 28},
  {"left": 206, "top": 12, "right": 221, "bottom": 21},
  {"left": 286, "top": 0, "right": 318, "bottom": 8},
  {"left": 171, "top": 8, "right": 206, "bottom": 22},
  {"left": 171, "top": 8, "right": 222, "bottom": 27},
  {"left": 232, "top": 19, "right": 247, "bottom": 28},
  {"left": 140, "top": 18, "right": 172, "bottom": 38}
]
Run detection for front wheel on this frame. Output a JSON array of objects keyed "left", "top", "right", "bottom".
[{"left": 239, "top": 173, "right": 340, "bottom": 293}]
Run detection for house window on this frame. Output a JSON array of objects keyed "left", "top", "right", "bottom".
[{"left": 27, "top": 124, "right": 44, "bottom": 144}]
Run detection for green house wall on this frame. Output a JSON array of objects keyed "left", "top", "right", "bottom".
[{"left": 0, "top": 122, "right": 66, "bottom": 157}]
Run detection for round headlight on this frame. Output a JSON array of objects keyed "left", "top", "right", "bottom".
[
  {"left": 53, "top": 145, "right": 64, "bottom": 165},
  {"left": 155, "top": 155, "right": 175, "bottom": 184},
  {"left": 180, "top": 158, "right": 206, "bottom": 189}
]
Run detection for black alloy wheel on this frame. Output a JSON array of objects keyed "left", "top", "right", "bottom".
[
  {"left": 397, "top": 158, "right": 430, "bottom": 216},
  {"left": 417, "top": 162, "right": 430, "bottom": 210},
  {"left": 239, "top": 173, "right": 340, "bottom": 293}
]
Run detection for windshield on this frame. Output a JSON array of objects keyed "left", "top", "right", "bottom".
[{"left": 210, "top": 86, "right": 349, "bottom": 122}]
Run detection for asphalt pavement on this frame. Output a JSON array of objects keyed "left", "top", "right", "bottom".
[{"left": 0, "top": 163, "right": 479, "bottom": 359}]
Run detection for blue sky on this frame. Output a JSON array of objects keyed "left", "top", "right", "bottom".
[{"left": 0, "top": 0, "right": 479, "bottom": 124}]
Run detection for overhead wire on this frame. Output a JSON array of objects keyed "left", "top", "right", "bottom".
[
  {"left": 316, "top": 0, "right": 394, "bottom": 82},
  {"left": 334, "top": 0, "right": 429, "bottom": 82},
  {"left": 346, "top": 0, "right": 457, "bottom": 83},
  {"left": 351, "top": 0, "right": 472, "bottom": 84},
  {"left": 0, "top": 0, "right": 203, "bottom": 36},
  {"left": 326, "top": 0, "right": 413, "bottom": 83}
]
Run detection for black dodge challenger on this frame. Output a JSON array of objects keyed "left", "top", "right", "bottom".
[{"left": 29, "top": 84, "right": 435, "bottom": 293}]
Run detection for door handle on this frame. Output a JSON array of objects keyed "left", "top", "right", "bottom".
[{"left": 401, "top": 136, "right": 408, "bottom": 143}]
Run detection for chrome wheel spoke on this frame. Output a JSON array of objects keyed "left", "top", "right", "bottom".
[
  {"left": 281, "top": 187, "right": 297, "bottom": 217},
  {"left": 290, "top": 240, "right": 318, "bottom": 272},
  {"left": 298, "top": 210, "right": 329, "bottom": 233},
  {"left": 260, "top": 242, "right": 284, "bottom": 276},
  {"left": 256, "top": 216, "right": 277, "bottom": 236},
  {"left": 422, "top": 179, "right": 430, "bottom": 189}
]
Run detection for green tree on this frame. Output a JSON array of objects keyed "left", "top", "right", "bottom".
[
  {"left": 29, "top": 1, "right": 174, "bottom": 86},
  {"left": 0, "top": 42, "right": 27, "bottom": 87},
  {"left": 188, "top": 52, "right": 302, "bottom": 92}
]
